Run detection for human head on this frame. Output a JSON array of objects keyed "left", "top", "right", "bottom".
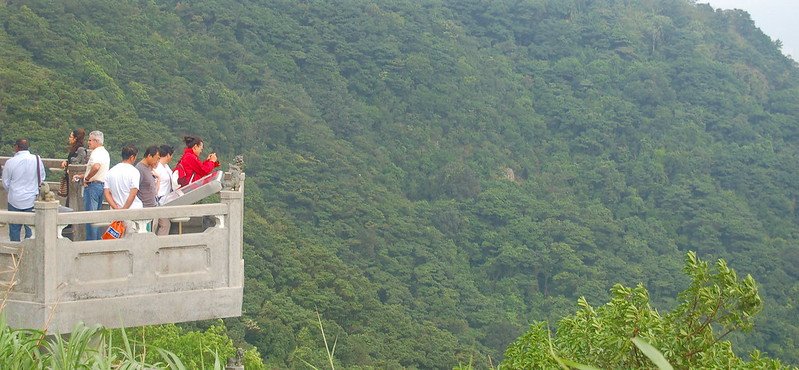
[
  {"left": 69, "top": 128, "right": 86, "bottom": 151},
  {"left": 88, "top": 131, "right": 104, "bottom": 149},
  {"left": 142, "top": 145, "right": 161, "bottom": 167},
  {"left": 120, "top": 144, "right": 138, "bottom": 163},
  {"left": 158, "top": 144, "right": 174, "bottom": 163},
  {"left": 14, "top": 139, "right": 30, "bottom": 152},
  {"left": 183, "top": 135, "right": 204, "bottom": 156}
]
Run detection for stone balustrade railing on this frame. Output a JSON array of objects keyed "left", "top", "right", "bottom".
[{"left": 0, "top": 159, "right": 244, "bottom": 333}]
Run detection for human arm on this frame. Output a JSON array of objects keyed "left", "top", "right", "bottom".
[
  {"left": 120, "top": 169, "right": 142, "bottom": 209},
  {"left": 83, "top": 163, "right": 101, "bottom": 182},
  {"left": 152, "top": 170, "right": 160, "bottom": 195},
  {"left": 199, "top": 158, "right": 220, "bottom": 176},
  {"left": 121, "top": 188, "right": 139, "bottom": 209},
  {"left": 74, "top": 162, "right": 100, "bottom": 183},
  {"left": 104, "top": 188, "right": 119, "bottom": 209},
  {"left": 182, "top": 152, "right": 219, "bottom": 180},
  {"left": 1, "top": 165, "right": 9, "bottom": 190},
  {"left": 74, "top": 147, "right": 88, "bottom": 164},
  {"left": 65, "top": 148, "right": 87, "bottom": 167},
  {"left": 197, "top": 152, "right": 220, "bottom": 177},
  {"left": 62, "top": 149, "right": 74, "bottom": 168},
  {"left": 37, "top": 157, "right": 46, "bottom": 185}
]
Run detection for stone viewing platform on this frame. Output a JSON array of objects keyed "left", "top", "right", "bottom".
[{"left": 0, "top": 156, "right": 244, "bottom": 334}]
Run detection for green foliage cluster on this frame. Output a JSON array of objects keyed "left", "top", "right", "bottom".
[
  {"left": 0, "top": 316, "right": 265, "bottom": 369},
  {"left": 502, "top": 252, "right": 787, "bottom": 369},
  {"left": 2, "top": 0, "right": 799, "bottom": 367},
  {"left": 115, "top": 321, "right": 264, "bottom": 370}
]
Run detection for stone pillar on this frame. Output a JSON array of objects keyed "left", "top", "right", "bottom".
[
  {"left": 67, "top": 164, "right": 85, "bottom": 241},
  {"left": 33, "top": 200, "right": 59, "bottom": 305},
  {"left": 219, "top": 174, "right": 244, "bottom": 288}
]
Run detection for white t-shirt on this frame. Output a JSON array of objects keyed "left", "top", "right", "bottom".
[
  {"left": 85, "top": 146, "right": 110, "bottom": 182},
  {"left": 104, "top": 163, "right": 143, "bottom": 209},
  {"left": 154, "top": 162, "right": 173, "bottom": 198}
]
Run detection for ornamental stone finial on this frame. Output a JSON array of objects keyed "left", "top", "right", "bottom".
[
  {"left": 225, "top": 155, "right": 245, "bottom": 191},
  {"left": 38, "top": 183, "right": 56, "bottom": 202}
]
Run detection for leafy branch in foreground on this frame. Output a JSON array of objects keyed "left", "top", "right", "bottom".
[{"left": 502, "top": 252, "right": 788, "bottom": 369}]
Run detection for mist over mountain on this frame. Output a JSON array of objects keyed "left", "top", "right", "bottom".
[{"left": 2, "top": 0, "right": 798, "bottom": 367}]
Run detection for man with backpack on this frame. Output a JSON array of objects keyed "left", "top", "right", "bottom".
[{"left": 2, "top": 139, "right": 46, "bottom": 241}]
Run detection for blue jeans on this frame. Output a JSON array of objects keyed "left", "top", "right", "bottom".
[
  {"left": 8, "top": 203, "right": 33, "bottom": 242},
  {"left": 84, "top": 182, "right": 105, "bottom": 240}
]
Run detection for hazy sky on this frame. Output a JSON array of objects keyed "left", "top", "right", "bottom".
[{"left": 702, "top": 1, "right": 799, "bottom": 61}]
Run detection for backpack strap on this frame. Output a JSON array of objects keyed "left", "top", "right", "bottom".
[
  {"left": 36, "top": 155, "right": 42, "bottom": 186},
  {"left": 175, "top": 161, "right": 191, "bottom": 186}
]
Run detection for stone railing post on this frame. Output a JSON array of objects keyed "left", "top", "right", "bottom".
[
  {"left": 219, "top": 174, "right": 244, "bottom": 288},
  {"left": 33, "top": 200, "right": 59, "bottom": 305},
  {"left": 67, "top": 164, "right": 86, "bottom": 240}
]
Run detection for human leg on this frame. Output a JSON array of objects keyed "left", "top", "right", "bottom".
[
  {"left": 155, "top": 218, "right": 171, "bottom": 235},
  {"left": 8, "top": 214, "right": 21, "bottom": 242},
  {"left": 83, "top": 182, "right": 104, "bottom": 240},
  {"left": 7, "top": 203, "right": 34, "bottom": 242}
]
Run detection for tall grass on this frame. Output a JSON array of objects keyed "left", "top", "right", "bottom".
[{"left": 0, "top": 316, "right": 227, "bottom": 369}]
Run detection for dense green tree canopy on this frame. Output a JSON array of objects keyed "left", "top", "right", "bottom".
[{"left": 2, "top": 0, "right": 799, "bottom": 367}]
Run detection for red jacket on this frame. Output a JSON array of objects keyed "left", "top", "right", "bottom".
[{"left": 176, "top": 147, "right": 219, "bottom": 184}]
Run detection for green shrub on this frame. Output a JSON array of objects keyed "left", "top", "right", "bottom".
[{"left": 503, "top": 252, "right": 788, "bottom": 369}]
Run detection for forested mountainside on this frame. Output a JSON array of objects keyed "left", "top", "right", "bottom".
[{"left": 2, "top": 0, "right": 799, "bottom": 367}]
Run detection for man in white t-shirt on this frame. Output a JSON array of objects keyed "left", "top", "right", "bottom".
[
  {"left": 76, "top": 130, "right": 110, "bottom": 240},
  {"left": 104, "top": 145, "right": 142, "bottom": 211},
  {"left": 153, "top": 144, "right": 174, "bottom": 235}
]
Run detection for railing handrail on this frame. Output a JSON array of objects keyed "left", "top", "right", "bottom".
[
  {"left": 0, "top": 203, "right": 229, "bottom": 226},
  {"left": 0, "top": 156, "right": 76, "bottom": 170},
  {"left": 0, "top": 210, "right": 36, "bottom": 224},
  {"left": 0, "top": 163, "right": 245, "bottom": 333},
  {"left": 57, "top": 203, "right": 229, "bottom": 224}
]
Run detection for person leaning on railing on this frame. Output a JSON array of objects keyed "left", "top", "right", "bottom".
[
  {"left": 60, "top": 128, "right": 88, "bottom": 208},
  {"left": 174, "top": 135, "right": 219, "bottom": 187}
]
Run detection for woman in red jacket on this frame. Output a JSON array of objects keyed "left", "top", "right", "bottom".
[{"left": 175, "top": 135, "right": 219, "bottom": 187}]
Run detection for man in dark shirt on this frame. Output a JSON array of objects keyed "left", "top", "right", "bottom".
[{"left": 135, "top": 146, "right": 161, "bottom": 231}]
